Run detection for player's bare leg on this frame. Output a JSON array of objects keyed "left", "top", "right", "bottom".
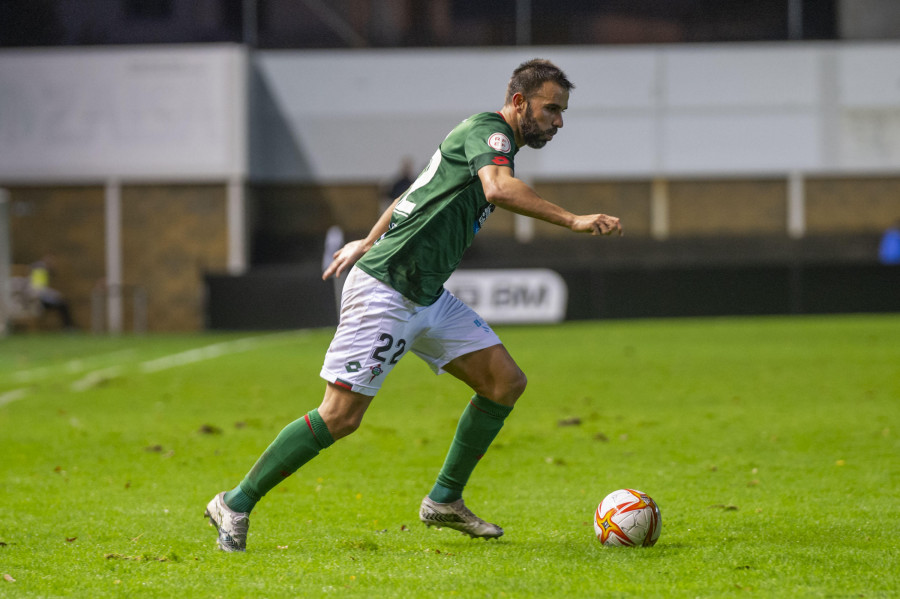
[
  {"left": 420, "top": 344, "right": 527, "bottom": 538},
  {"left": 442, "top": 344, "right": 527, "bottom": 407},
  {"left": 317, "top": 383, "right": 374, "bottom": 440}
]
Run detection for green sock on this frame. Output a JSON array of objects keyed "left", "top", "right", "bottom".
[
  {"left": 223, "top": 485, "right": 255, "bottom": 513},
  {"left": 224, "top": 409, "right": 334, "bottom": 514},
  {"left": 429, "top": 394, "right": 513, "bottom": 504}
]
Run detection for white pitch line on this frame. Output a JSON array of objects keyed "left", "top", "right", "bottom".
[
  {"left": 10, "top": 348, "right": 137, "bottom": 384},
  {"left": 139, "top": 332, "right": 304, "bottom": 374},
  {"left": 11, "top": 365, "right": 52, "bottom": 384},
  {"left": 63, "top": 349, "right": 137, "bottom": 374},
  {"left": 2, "top": 331, "right": 310, "bottom": 405},
  {"left": 70, "top": 366, "right": 124, "bottom": 392},
  {"left": 0, "top": 388, "right": 29, "bottom": 407}
]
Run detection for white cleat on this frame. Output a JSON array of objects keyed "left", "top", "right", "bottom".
[
  {"left": 419, "top": 496, "right": 503, "bottom": 539},
  {"left": 204, "top": 492, "right": 249, "bottom": 552}
]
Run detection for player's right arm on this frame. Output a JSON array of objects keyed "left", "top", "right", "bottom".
[
  {"left": 478, "top": 164, "right": 623, "bottom": 236},
  {"left": 322, "top": 197, "right": 400, "bottom": 280}
]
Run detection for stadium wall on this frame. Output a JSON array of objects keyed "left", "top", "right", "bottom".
[
  {"left": 5, "top": 184, "right": 229, "bottom": 332},
  {"left": 5, "top": 186, "right": 106, "bottom": 331},
  {"left": 1, "top": 46, "right": 245, "bottom": 331},
  {"left": 248, "top": 43, "right": 900, "bottom": 181},
  {"left": 120, "top": 184, "right": 229, "bottom": 332},
  {"left": 2, "top": 44, "right": 900, "bottom": 332},
  {"left": 246, "top": 42, "right": 900, "bottom": 261}
]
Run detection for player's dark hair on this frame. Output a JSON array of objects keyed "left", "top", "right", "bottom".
[{"left": 505, "top": 58, "right": 574, "bottom": 105}]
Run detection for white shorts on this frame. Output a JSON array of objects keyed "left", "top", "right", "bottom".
[{"left": 320, "top": 267, "right": 502, "bottom": 396}]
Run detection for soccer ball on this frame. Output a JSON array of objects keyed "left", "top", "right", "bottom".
[{"left": 593, "top": 488, "right": 662, "bottom": 547}]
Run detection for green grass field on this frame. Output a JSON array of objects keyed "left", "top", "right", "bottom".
[{"left": 1, "top": 315, "right": 898, "bottom": 598}]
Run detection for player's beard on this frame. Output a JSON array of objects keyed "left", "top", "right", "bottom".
[{"left": 520, "top": 102, "right": 557, "bottom": 149}]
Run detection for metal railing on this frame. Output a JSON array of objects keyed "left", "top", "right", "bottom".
[{"left": 91, "top": 284, "right": 148, "bottom": 335}]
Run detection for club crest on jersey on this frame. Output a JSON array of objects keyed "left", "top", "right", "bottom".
[{"left": 488, "top": 132, "right": 511, "bottom": 153}]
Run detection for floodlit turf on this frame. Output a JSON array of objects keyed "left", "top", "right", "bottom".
[{"left": 1, "top": 315, "right": 898, "bottom": 598}]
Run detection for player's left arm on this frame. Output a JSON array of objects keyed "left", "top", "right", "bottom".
[{"left": 478, "top": 164, "right": 622, "bottom": 236}]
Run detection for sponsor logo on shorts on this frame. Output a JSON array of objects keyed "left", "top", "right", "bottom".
[
  {"left": 345, "top": 361, "right": 362, "bottom": 373},
  {"left": 474, "top": 319, "right": 492, "bottom": 333}
]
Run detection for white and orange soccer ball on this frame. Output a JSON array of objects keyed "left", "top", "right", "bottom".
[{"left": 593, "top": 488, "right": 662, "bottom": 547}]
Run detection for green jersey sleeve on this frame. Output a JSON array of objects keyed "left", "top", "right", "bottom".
[{"left": 463, "top": 114, "right": 516, "bottom": 175}]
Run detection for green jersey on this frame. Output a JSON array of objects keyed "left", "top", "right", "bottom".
[{"left": 357, "top": 112, "right": 519, "bottom": 306}]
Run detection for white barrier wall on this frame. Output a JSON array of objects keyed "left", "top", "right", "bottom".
[
  {"left": 250, "top": 43, "right": 900, "bottom": 182},
  {"left": 0, "top": 45, "right": 247, "bottom": 182},
  {"left": 2, "top": 43, "right": 900, "bottom": 183}
]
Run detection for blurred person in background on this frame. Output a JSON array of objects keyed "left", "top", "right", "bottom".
[
  {"left": 381, "top": 156, "right": 416, "bottom": 214},
  {"left": 205, "top": 59, "right": 622, "bottom": 552},
  {"left": 878, "top": 219, "right": 900, "bottom": 265},
  {"left": 28, "top": 255, "right": 75, "bottom": 329}
]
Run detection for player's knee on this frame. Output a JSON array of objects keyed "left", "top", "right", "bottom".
[
  {"left": 509, "top": 368, "right": 528, "bottom": 401},
  {"left": 320, "top": 384, "right": 373, "bottom": 440},
  {"left": 493, "top": 367, "right": 527, "bottom": 406},
  {"left": 327, "top": 412, "right": 364, "bottom": 440}
]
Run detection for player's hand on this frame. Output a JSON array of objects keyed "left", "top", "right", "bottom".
[
  {"left": 322, "top": 239, "right": 369, "bottom": 280},
  {"left": 572, "top": 214, "right": 623, "bottom": 236}
]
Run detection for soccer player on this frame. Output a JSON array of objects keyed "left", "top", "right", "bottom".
[{"left": 205, "top": 58, "right": 622, "bottom": 551}]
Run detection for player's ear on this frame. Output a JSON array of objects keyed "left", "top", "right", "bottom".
[{"left": 512, "top": 92, "right": 528, "bottom": 113}]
